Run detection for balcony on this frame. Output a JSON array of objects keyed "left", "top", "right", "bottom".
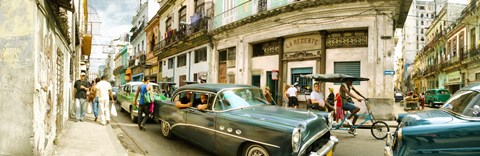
[
  {"left": 155, "top": 16, "right": 209, "bottom": 53},
  {"left": 130, "top": 22, "right": 145, "bottom": 41}
]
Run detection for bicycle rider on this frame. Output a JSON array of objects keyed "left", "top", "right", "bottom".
[{"left": 340, "top": 79, "right": 367, "bottom": 134}]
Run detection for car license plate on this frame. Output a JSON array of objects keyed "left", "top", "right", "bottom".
[{"left": 326, "top": 149, "right": 333, "bottom": 156}]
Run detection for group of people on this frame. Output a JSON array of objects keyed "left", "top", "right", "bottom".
[
  {"left": 74, "top": 73, "right": 115, "bottom": 126},
  {"left": 275, "top": 79, "right": 367, "bottom": 134},
  {"left": 175, "top": 92, "right": 210, "bottom": 110},
  {"left": 405, "top": 91, "right": 425, "bottom": 110}
]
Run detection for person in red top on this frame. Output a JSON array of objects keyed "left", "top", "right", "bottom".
[{"left": 335, "top": 93, "right": 344, "bottom": 123}]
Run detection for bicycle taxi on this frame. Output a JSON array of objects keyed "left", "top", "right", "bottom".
[{"left": 300, "top": 74, "right": 390, "bottom": 140}]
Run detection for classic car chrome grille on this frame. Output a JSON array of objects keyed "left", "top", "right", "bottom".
[{"left": 303, "top": 132, "right": 331, "bottom": 155}]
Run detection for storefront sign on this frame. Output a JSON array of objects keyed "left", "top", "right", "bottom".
[
  {"left": 447, "top": 71, "right": 462, "bottom": 84},
  {"left": 271, "top": 70, "right": 279, "bottom": 80},
  {"left": 284, "top": 34, "right": 322, "bottom": 53}
]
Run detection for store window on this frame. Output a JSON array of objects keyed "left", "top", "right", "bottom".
[
  {"left": 291, "top": 67, "right": 313, "bottom": 93},
  {"left": 334, "top": 61, "right": 361, "bottom": 85},
  {"left": 179, "top": 6, "right": 187, "bottom": 25}
]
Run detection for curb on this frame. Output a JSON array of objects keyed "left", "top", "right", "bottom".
[{"left": 111, "top": 117, "right": 146, "bottom": 156}]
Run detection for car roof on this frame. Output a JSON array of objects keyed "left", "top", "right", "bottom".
[
  {"left": 175, "top": 83, "right": 259, "bottom": 93},
  {"left": 158, "top": 82, "right": 176, "bottom": 85},
  {"left": 459, "top": 82, "right": 480, "bottom": 91},
  {"left": 427, "top": 89, "right": 449, "bottom": 91}
]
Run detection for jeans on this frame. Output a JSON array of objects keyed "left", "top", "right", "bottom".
[
  {"left": 342, "top": 102, "right": 359, "bottom": 117},
  {"left": 75, "top": 98, "right": 87, "bottom": 120},
  {"left": 92, "top": 97, "right": 99, "bottom": 117},
  {"left": 138, "top": 104, "right": 150, "bottom": 127},
  {"left": 99, "top": 99, "right": 110, "bottom": 124}
]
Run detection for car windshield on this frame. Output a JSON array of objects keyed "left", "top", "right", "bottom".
[
  {"left": 395, "top": 93, "right": 402, "bottom": 96},
  {"left": 215, "top": 88, "right": 268, "bottom": 111},
  {"left": 442, "top": 90, "right": 480, "bottom": 117}
]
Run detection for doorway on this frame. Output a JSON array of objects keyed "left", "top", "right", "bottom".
[
  {"left": 266, "top": 71, "right": 278, "bottom": 104},
  {"left": 252, "top": 75, "right": 260, "bottom": 87}
]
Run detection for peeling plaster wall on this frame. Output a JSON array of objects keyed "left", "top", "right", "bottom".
[
  {"left": 0, "top": 0, "right": 36, "bottom": 155},
  {"left": 1, "top": 0, "right": 74, "bottom": 155}
]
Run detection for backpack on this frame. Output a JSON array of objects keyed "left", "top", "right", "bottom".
[{"left": 142, "top": 86, "right": 153, "bottom": 104}]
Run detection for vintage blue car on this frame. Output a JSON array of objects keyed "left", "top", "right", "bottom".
[
  {"left": 156, "top": 84, "right": 337, "bottom": 156},
  {"left": 385, "top": 83, "right": 480, "bottom": 156}
]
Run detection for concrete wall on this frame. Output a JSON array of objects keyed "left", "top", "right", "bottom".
[
  {"left": 161, "top": 44, "right": 210, "bottom": 86},
  {"left": 0, "top": 0, "right": 36, "bottom": 155}
]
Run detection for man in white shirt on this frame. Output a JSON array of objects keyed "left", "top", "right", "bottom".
[
  {"left": 310, "top": 83, "right": 326, "bottom": 111},
  {"left": 286, "top": 84, "right": 299, "bottom": 108},
  {"left": 96, "top": 75, "right": 115, "bottom": 125}
]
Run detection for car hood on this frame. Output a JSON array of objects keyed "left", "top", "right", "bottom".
[
  {"left": 224, "top": 106, "right": 328, "bottom": 131},
  {"left": 399, "top": 110, "right": 461, "bottom": 127}
]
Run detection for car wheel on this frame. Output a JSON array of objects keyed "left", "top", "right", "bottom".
[
  {"left": 130, "top": 107, "right": 137, "bottom": 123},
  {"left": 429, "top": 101, "right": 433, "bottom": 108},
  {"left": 242, "top": 143, "right": 270, "bottom": 156},
  {"left": 371, "top": 121, "right": 390, "bottom": 140},
  {"left": 161, "top": 120, "right": 174, "bottom": 139}
]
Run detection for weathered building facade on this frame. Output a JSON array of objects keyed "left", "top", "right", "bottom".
[
  {"left": 0, "top": 0, "right": 84, "bottom": 155},
  {"left": 209, "top": 0, "right": 411, "bottom": 113},
  {"left": 157, "top": 0, "right": 213, "bottom": 86},
  {"left": 145, "top": 14, "right": 160, "bottom": 83},
  {"left": 413, "top": 2, "right": 469, "bottom": 94}
]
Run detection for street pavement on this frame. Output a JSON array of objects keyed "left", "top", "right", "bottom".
[
  {"left": 54, "top": 102, "right": 436, "bottom": 156},
  {"left": 111, "top": 103, "right": 212, "bottom": 156}
]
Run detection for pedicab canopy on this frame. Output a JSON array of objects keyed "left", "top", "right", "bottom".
[{"left": 300, "top": 74, "right": 369, "bottom": 83}]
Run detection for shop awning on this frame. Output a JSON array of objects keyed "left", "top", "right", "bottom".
[{"left": 81, "top": 34, "right": 92, "bottom": 55}]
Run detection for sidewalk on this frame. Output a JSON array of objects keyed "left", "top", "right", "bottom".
[{"left": 53, "top": 114, "right": 128, "bottom": 156}]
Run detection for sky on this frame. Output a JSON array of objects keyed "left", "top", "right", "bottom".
[{"left": 88, "top": 0, "right": 139, "bottom": 73}]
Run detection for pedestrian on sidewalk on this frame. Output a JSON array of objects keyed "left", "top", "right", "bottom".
[
  {"left": 74, "top": 72, "right": 90, "bottom": 122},
  {"left": 96, "top": 75, "right": 115, "bottom": 125},
  {"left": 134, "top": 77, "right": 153, "bottom": 131},
  {"left": 89, "top": 78, "right": 100, "bottom": 122},
  {"left": 420, "top": 93, "right": 425, "bottom": 110},
  {"left": 287, "top": 84, "right": 299, "bottom": 109}
]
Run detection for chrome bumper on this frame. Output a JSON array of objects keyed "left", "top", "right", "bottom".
[
  {"left": 309, "top": 136, "right": 338, "bottom": 156},
  {"left": 384, "top": 132, "right": 394, "bottom": 156}
]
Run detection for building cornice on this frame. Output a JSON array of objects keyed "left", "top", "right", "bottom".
[{"left": 209, "top": 0, "right": 410, "bottom": 35}]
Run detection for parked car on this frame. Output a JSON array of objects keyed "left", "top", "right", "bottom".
[
  {"left": 117, "top": 82, "right": 169, "bottom": 122},
  {"left": 394, "top": 92, "right": 404, "bottom": 102},
  {"left": 157, "top": 84, "right": 337, "bottom": 156},
  {"left": 385, "top": 83, "right": 480, "bottom": 156},
  {"left": 424, "top": 89, "right": 451, "bottom": 107}
]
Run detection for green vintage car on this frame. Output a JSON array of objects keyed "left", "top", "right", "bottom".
[
  {"left": 117, "top": 82, "right": 169, "bottom": 122},
  {"left": 157, "top": 84, "right": 337, "bottom": 156}
]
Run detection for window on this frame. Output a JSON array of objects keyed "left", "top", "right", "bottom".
[
  {"left": 452, "top": 38, "right": 457, "bottom": 58},
  {"left": 219, "top": 47, "right": 236, "bottom": 68},
  {"left": 194, "top": 48, "right": 207, "bottom": 63},
  {"left": 291, "top": 68, "right": 313, "bottom": 93},
  {"left": 420, "top": 14, "right": 423, "bottom": 18},
  {"left": 168, "top": 58, "right": 174, "bottom": 69},
  {"left": 179, "top": 6, "right": 187, "bottom": 25},
  {"left": 443, "top": 90, "right": 480, "bottom": 117},
  {"left": 419, "top": 6, "right": 425, "bottom": 10},
  {"left": 177, "top": 54, "right": 187, "bottom": 67},
  {"left": 252, "top": 40, "right": 280, "bottom": 57},
  {"left": 166, "top": 17, "right": 172, "bottom": 32},
  {"left": 421, "top": 29, "right": 424, "bottom": 34},
  {"left": 460, "top": 32, "right": 464, "bottom": 57},
  {"left": 471, "top": 28, "right": 476, "bottom": 50},
  {"left": 421, "top": 21, "right": 424, "bottom": 25},
  {"left": 334, "top": 61, "right": 361, "bottom": 85},
  {"left": 194, "top": 0, "right": 205, "bottom": 14},
  {"left": 223, "top": 0, "right": 236, "bottom": 24},
  {"left": 179, "top": 75, "right": 187, "bottom": 86}
]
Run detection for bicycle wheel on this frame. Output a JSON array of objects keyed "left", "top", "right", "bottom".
[{"left": 371, "top": 121, "right": 390, "bottom": 140}]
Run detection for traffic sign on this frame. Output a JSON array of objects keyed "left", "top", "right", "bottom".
[{"left": 384, "top": 70, "right": 395, "bottom": 75}]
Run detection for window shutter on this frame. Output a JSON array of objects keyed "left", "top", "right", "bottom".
[{"left": 334, "top": 61, "right": 361, "bottom": 85}]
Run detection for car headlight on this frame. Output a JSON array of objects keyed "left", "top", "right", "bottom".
[{"left": 292, "top": 128, "right": 301, "bottom": 152}]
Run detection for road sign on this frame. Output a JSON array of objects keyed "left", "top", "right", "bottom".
[{"left": 384, "top": 70, "right": 395, "bottom": 75}]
